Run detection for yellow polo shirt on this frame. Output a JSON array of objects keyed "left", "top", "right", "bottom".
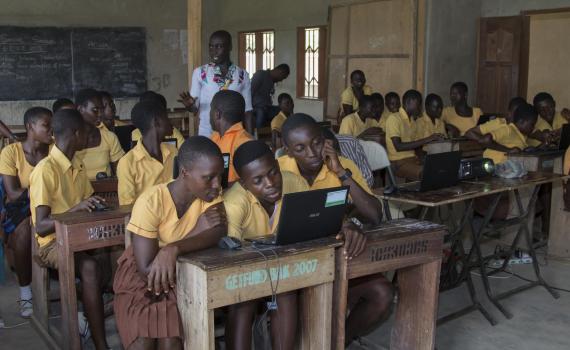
[
  {"left": 0, "top": 142, "right": 35, "bottom": 189},
  {"left": 340, "top": 85, "right": 373, "bottom": 111},
  {"left": 339, "top": 112, "right": 381, "bottom": 138},
  {"left": 78, "top": 128, "right": 125, "bottom": 180},
  {"left": 117, "top": 141, "right": 178, "bottom": 206},
  {"left": 224, "top": 171, "right": 309, "bottom": 240},
  {"left": 385, "top": 108, "right": 416, "bottom": 161},
  {"left": 379, "top": 111, "right": 396, "bottom": 130},
  {"left": 278, "top": 155, "right": 372, "bottom": 195},
  {"left": 271, "top": 111, "right": 288, "bottom": 132},
  {"left": 127, "top": 183, "right": 222, "bottom": 247},
  {"left": 29, "top": 146, "right": 94, "bottom": 247},
  {"left": 479, "top": 118, "right": 507, "bottom": 135},
  {"left": 131, "top": 127, "right": 185, "bottom": 150},
  {"left": 442, "top": 107, "right": 482, "bottom": 136},
  {"left": 211, "top": 122, "right": 254, "bottom": 182},
  {"left": 414, "top": 114, "right": 447, "bottom": 140},
  {"left": 529, "top": 113, "right": 568, "bottom": 147},
  {"left": 483, "top": 123, "right": 527, "bottom": 165}
]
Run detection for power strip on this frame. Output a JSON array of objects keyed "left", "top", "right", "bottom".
[{"left": 489, "top": 257, "right": 533, "bottom": 269}]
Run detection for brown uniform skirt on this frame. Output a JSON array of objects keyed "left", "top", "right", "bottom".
[{"left": 113, "top": 246, "right": 183, "bottom": 348}]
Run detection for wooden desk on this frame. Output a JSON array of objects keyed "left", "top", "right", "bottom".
[
  {"left": 52, "top": 207, "right": 131, "bottom": 350},
  {"left": 332, "top": 219, "right": 445, "bottom": 350},
  {"left": 176, "top": 237, "right": 341, "bottom": 350}
]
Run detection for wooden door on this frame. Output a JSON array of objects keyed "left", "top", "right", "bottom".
[{"left": 476, "top": 16, "right": 522, "bottom": 116}]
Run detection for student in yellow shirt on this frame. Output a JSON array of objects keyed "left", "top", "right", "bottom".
[
  {"left": 271, "top": 92, "right": 294, "bottom": 150},
  {"left": 386, "top": 90, "right": 444, "bottom": 180},
  {"left": 224, "top": 140, "right": 306, "bottom": 349},
  {"left": 210, "top": 90, "right": 254, "bottom": 183},
  {"left": 75, "top": 88, "right": 125, "bottom": 179},
  {"left": 117, "top": 100, "right": 178, "bottom": 206},
  {"left": 113, "top": 136, "right": 226, "bottom": 349},
  {"left": 466, "top": 96, "right": 526, "bottom": 145},
  {"left": 340, "top": 70, "right": 373, "bottom": 119},
  {"left": 339, "top": 95, "right": 383, "bottom": 139},
  {"left": 51, "top": 98, "right": 75, "bottom": 113},
  {"left": 0, "top": 107, "right": 52, "bottom": 318},
  {"left": 529, "top": 92, "right": 568, "bottom": 147},
  {"left": 131, "top": 91, "right": 186, "bottom": 148},
  {"left": 380, "top": 92, "right": 400, "bottom": 131},
  {"left": 30, "top": 109, "right": 110, "bottom": 349},
  {"left": 442, "top": 82, "right": 483, "bottom": 137},
  {"left": 99, "top": 91, "right": 128, "bottom": 131},
  {"left": 414, "top": 93, "right": 447, "bottom": 140},
  {"left": 371, "top": 93, "right": 387, "bottom": 131},
  {"left": 278, "top": 114, "right": 393, "bottom": 345},
  {"left": 480, "top": 103, "right": 537, "bottom": 165}
]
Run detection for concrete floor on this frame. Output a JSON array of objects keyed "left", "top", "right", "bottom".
[{"left": 1, "top": 243, "right": 569, "bottom": 350}]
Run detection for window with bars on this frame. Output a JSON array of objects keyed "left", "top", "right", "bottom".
[
  {"left": 238, "top": 30, "right": 275, "bottom": 77},
  {"left": 297, "top": 26, "right": 327, "bottom": 99}
]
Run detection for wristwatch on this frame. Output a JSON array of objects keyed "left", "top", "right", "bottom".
[{"left": 338, "top": 168, "right": 352, "bottom": 182}]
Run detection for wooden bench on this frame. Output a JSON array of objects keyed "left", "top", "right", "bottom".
[{"left": 331, "top": 219, "right": 445, "bottom": 350}]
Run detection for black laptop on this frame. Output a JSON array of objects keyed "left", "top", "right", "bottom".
[
  {"left": 399, "top": 151, "right": 462, "bottom": 192},
  {"left": 251, "top": 186, "right": 349, "bottom": 246},
  {"left": 113, "top": 125, "right": 136, "bottom": 152}
]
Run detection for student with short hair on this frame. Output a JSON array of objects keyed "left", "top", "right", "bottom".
[
  {"left": 251, "top": 63, "right": 290, "bottom": 128},
  {"left": 99, "top": 91, "right": 127, "bottom": 131},
  {"left": 117, "top": 100, "right": 178, "bottom": 206},
  {"left": 278, "top": 114, "right": 393, "bottom": 345},
  {"left": 113, "top": 136, "right": 227, "bottom": 350},
  {"left": 370, "top": 92, "right": 387, "bottom": 130},
  {"left": 380, "top": 92, "right": 401, "bottom": 131},
  {"left": 51, "top": 98, "right": 75, "bottom": 114},
  {"left": 528, "top": 92, "right": 568, "bottom": 146},
  {"left": 30, "top": 109, "right": 110, "bottom": 349},
  {"left": 271, "top": 92, "right": 294, "bottom": 150},
  {"left": 339, "top": 95, "right": 382, "bottom": 138},
  {"left": 414, "top": 93, "right": 447, "bottom": 140},
  {"left": 0, "top": 107, "right": 52, "bottom": 318},
  {"left": 442, "top": 82, "right": 483, "bottom": 136},
  {"left": 132, "top": 91, "right": 186, "bottom": 148},
  {"left": 210, "top": 90, "right": 254, "bottom": 183},
  {"left": 340, "top": 70, "right": 373, "bottom": 118},
  {"left": 480, "top": 103, "right": 537, "bottom": 165},
  {"left": 386, "top": 90, "right": 444, "bottom": 181},
  {"left": 75, "top": 88, "right": 125, "bottom": 179},
  {"left": 465, "top": 96, "right": 526, "bottom": 145},
  {"left": 223, "top": 140, "right": 305, "bottom": 349}
]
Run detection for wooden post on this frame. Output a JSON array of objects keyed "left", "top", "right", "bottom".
[{"left": 187, "top": 0, "right": 202, "bottom": 81}]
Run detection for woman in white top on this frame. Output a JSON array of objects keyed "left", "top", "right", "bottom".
[{"left": 179, "top": 30, "right": 253, "bottom": 136}]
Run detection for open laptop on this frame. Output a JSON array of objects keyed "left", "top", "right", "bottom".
[
  {"left": 398, "top": 151, "right": 462, "bottom": 192},
  {"left": 523, "top": 123, "right": 570, "bottom": 155},
  {"left": 113, "top": 125, "right": 136, "bottom": 152},
  {"left": 251, "top": 186, "right": 349, "bottom": 246}
]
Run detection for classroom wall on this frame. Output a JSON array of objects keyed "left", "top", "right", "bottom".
[
  {"left": 424, "top": 0, "right": 481, "bottom": 106},
  {"left": 0, "top": 0, "right": 187, "bottom": 125},
  {"left": 481, "top": 0, "right": 570, "bottom": 17},
  {"left": 202, "top": 0, "right": 330, "bottom": 121}
]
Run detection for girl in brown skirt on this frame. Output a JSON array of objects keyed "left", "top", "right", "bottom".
[{"left": 113, "top": 136, "right": 227, "bottom": 349}]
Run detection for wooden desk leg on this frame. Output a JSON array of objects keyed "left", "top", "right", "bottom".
[
  {"left": 391, "top": 260, "right": 441, "bottom": 350},
  {"left": 177, "top": 262, "right": 215, "bottom": 350},
  {"left": 57, "top": 249, "right": 80, "bottom": 350},
  {"left": 331, "top": 249, "right": 348, "bottom": 350},
  {"left": 299, "top": 281, "right": 333, "bottom": 350}
]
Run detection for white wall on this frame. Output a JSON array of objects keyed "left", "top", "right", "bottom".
[
  {"left": 202, "top": 0, "right": 330, "bottom": 121},
  {"left": 0, "top": 0, "right": 188, "bottom": 125}
]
